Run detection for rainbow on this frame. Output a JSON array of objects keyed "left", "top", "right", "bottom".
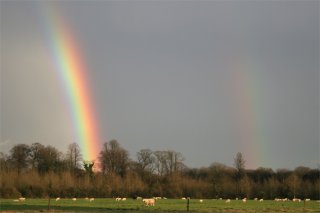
[
  {"left": 229, "top": 55, "right": 266, "bottom": 169},
  {"left": 39, "top": 3, "right": 101, "bottom": 162}
]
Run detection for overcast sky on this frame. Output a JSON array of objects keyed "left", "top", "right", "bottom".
[{"left": 1, "top": 0, "right": 319, "bottom": 170}]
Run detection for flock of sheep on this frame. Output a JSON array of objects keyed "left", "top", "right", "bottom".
[
  {"left": 222, "top": 197, "right": 312, "bottom": 203},
  {"left": 12, "top": 196, "right": 313, "bottom": 207}
]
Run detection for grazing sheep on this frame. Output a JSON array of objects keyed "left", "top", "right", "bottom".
[
  {"left": 115, "top": 197, "right": 121, "bottom": 201},
  {"left": 19, "top": 197, "right": 26, "bottom": 201},
  {"left": 242, "top": 198, "right": 247, "bottom": 203},
  {"left": 293, "top": 198, "right": 301, "bottom": 202},
  {"left": 305, "top": 199, "right": 311, "bottom": 201},
  {"left": 259, "top": 199, "right": 263, "bottom": 202},
  {"left": 143, "top": 198, "right": 155, "bottom": 206},
  {"left": 121, "top": 198, "right": 127, "bottom": 201},
  {"left": 55, "top": 197, "right": 60, "bottom": 201},
  {"left": 72, "top": 198, "right": 77, "bottom": 201},
  {"left": 225, "top": 199, "right": 231, "bottom": 203},
  {"left": 13, "top": 199, "right": 19, "bottom": 202},
  {"left": 181, "top": 197, "right": 186, "bottom": 200},
  {"left": 85, "top": 197, "right": 89, "bottom": 200},
  {"left": 89, "top": 198, "right": 94, "bottom": 202},
  {"left": 254, "top": 198, "right": 258, "bottom": 201},
  {"left": 199, "top": 199, "right": 203, "bottom": 203}
]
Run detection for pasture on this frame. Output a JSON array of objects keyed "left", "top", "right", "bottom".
[{"left": 0, "top": 198, "right": 319, "bottom": 212}]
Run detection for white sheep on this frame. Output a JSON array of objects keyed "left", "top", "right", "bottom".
[
  {"left": 181, "top": 197, "right": 186, "bottom": 200},
  {"left": 13, "top": 199, "right": 19, "bottom": 202},
  {"left": 143, "top": 198, "right": 155, "bottom": 206},
  {"left": 72, "top": 198, "right": 77, "bottom": 201},
  {"left": 115, "top": 197, "right": 121, "bottom": 201},
  {"left": 242, "top": 198, "right": 247, "bottom": 203},
  {"left": 305, "top": 198, "right": 311, "bottom": 201},
  {"left": 121, "top": 197, "right": 126, "bottom": 201},
  {"left": 89, "top": 198, "right": 94, "bottom": 202},
  {"left": 259, "top": 199, "right": 263, "bottom": 202},
  {"left": 225, "top": 199, "right": 231, "bottom": 203},
  {"left": 19, "top": 197, "right": 26, "bottom": 201},
  {"left": 293, "top": 198, "right": 301, "bottom": 202},
  {"left": 199, "top": 199, "right": 203, "bottom": 203},
  {"left": 55, "top": 197, "right": 60, "bottom": 201}
]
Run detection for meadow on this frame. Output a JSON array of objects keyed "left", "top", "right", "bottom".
[{"left": 0, "top": 198, "right": 319, "bottom": 212}]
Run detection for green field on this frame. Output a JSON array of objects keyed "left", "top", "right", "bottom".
[{"left": 0, "top": 198, "right": 319, "bottom": 212}]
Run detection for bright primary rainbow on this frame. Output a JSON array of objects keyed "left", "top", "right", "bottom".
[{"left": 39, "top": 3, "right": 101, "bottom": 162}]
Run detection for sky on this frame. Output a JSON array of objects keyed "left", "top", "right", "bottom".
[{"left": 1, "top": 0, "right": 319, "bottom": 170}]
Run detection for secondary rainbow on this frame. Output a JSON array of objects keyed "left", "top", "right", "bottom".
[
  {"left": 39, "top": 3, "right": 101, "bottom": 161},
  {"left": 229, "top": 54, "right": 266, "bottom": 169}
]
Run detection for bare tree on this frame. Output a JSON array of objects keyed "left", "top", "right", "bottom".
[
  {"left": 234, "top": 152, "right": 246, "bottom": 178},
  {"left": 99, "top": 140, "right": 129, "bottom": 177},
  {"left": 233, "top": 152, "right": 246, "bottom": 197},
  {"left": 66, "top": 143, "right": 82, "bottom": 172},
  {"left": 137, "top": 149, "right": 155, "bottom": 173},
  {"left": 153, "top": 150, "right": 185, "bottom": 176},
  {"left": 9, "top": 144, "right": 30, "bottom": 174},
  {"left": 37, "top": 145, "right": 62, "bottom": 173},
  {"left": 167, "top": 150, "right": 185, "bottom": 174},
  {"left": 29, "top": 142, "right": 44, "bottom": 170}
]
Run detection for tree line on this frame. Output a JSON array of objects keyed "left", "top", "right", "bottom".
[{"left": 0, "top": 140, "right": 319, "bottom": 200}]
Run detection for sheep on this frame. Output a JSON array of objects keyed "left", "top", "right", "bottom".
[
  {"left": 242, "top": 198, "right": 247, "bottom": 203},
  {"left": 305, "top": 198, "right": 311, "bottom": 201},
  {"left": 199, "top": 199, "right": 203, "bottom": 203},
  {"left": 143, "top": 198, "right": 155, "bottom": 206},
  {"left": 293, "top": 198, "right": 301, "bottom": 202},
  {"left": 181, "top": 197, "right": 186, "bottom": 200},
  {"left": 72, "top": 198, "right": 77, "bottom": 201},
  {"left": 19, "top": 197, "right": 26, "bottom": 201},
  {"left": 225, "top": 199, "right": 231, "bottom": 203},
  {"left": 55, "top": 197, "right": 60, "bottom": 201},
  {"left": 89, "top": 198, "right": 94, "bottom": 202},
  {"left": 115, "top": 197, "right": 121, "bottom": 201},
  {"left": 13, "top": 199, "right": 19, "bottom": 202},
  {"left": 259, "top": 199, "right": 263, "bottom": 202},
  {"left": 121, "top": 198, "right": 127, "bottom": 201},
  {"left": 148, "top": 199, "right": 155, "bottom": 206},
  {"left": 254, "top": 198, "right": 258, "bottom": 201}
]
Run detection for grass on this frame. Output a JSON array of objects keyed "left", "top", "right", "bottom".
[{"left": 0, "top": 198, "right": 319, "bottom": 212}]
